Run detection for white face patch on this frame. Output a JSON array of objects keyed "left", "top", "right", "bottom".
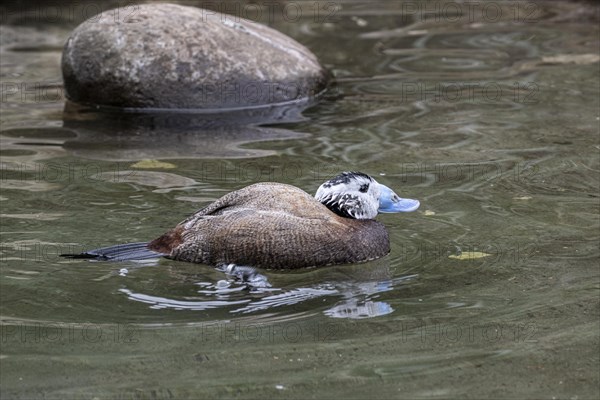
[{"left": 315, "top": 172, "right": 382, "bottom": 219}]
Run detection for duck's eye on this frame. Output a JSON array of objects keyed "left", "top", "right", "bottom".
[{"left": 359, "top": 183, "right": 369, "bottom": 193}]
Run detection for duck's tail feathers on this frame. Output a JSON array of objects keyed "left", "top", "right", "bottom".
[{"left": 61, "top": 242, "right": 166, "bottom": 262}]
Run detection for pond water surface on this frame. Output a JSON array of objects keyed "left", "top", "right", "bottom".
[{"left": 1, "top": 1, "right": 599, "bottom": 399}]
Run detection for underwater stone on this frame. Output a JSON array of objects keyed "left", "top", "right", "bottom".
[{"left": 61, "top": 3, "right": 329, "bottom": 110}]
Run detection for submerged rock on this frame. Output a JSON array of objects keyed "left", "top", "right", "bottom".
[{"left": 61, "top": 3, "right": 329, "bottom": 110}]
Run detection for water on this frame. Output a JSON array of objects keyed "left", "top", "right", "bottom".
[{"left": 1, "top": 1, "right": 599, "bottom": 399}]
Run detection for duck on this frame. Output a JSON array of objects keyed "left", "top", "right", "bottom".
[{"left": 64, "top": 172, "right": 419, "bottom": 269}]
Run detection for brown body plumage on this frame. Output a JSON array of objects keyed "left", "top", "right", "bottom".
[{"left": 148, "top": 183, "right": 390, "bottom": 269}]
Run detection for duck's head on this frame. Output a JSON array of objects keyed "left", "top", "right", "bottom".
[{"left": 315, "top": 171, "right": 420, "bottom": 220}]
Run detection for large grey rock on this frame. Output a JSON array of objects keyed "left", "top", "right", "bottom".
[{"left": 61, "top": 3, "right": 329, "bottom": 110}]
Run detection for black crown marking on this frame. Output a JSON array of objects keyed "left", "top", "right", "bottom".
[{"left": 322, "top": 171, "right": 373, "bottom": 188}]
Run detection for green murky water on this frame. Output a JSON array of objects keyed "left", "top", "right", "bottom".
[{"left": 1, "top": 1, "right": 599, "bottom": 399}]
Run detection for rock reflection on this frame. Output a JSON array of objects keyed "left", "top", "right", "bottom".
[{"left": 60, "top": 101, "right": 310, "bottom": 161}]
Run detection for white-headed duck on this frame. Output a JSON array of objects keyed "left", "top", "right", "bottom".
[{"left": 65, "top": 172, "right": 419, "bottom": 269}]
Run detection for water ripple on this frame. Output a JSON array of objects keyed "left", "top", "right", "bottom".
[{"left": 119, "top": 288, "right": 251, "bottom": 311}]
